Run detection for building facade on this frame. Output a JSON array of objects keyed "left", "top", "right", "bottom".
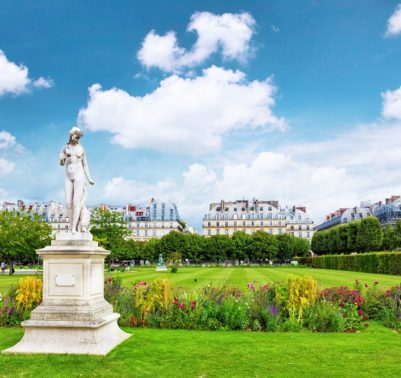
[
  {"left": 2, "top": 200, "right": 69, "bottom": 234},
  {"left": 314, "top": 195, "right": 401, "bottom": 232},
  {"left": 202, "top": 199, "right": 314, "bottom": 241},
  {"left": 1, "top": 198, "right": 187, "bottom": 241},
  {"left": 99, "top": 198, "right": 186, "bottom": 241}
]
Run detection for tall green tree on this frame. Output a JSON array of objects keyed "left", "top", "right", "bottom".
[
  {"left": 232, "top": 231, "right": 252, "bottom": 263},
  {"left": 90, "top": 208, "right": 129, "bottom": 261},
  {"left": 249, "top": 231, "right": 278, "bottom": 263},
  {"left": 0, "top": 211, "right": 51, "bottom": 275},
  {"left": 356, "top": 217, "right": 383, "bottom": 252},
  {"left": 382, "top": 226, "right": 398, "bottom": 251},
  {"left": 292, "top": 237, "right": 310, "bottom": 257},
  {"left": 276, "top": 234, "right": 295, "bottom": 262},
  {"left": 347, "top": 221, "right": 359, "bottom": 252}
]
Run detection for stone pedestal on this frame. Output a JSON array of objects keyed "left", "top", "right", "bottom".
[{"left": 3, "top": 232, "right": 131, "bottom": 355}]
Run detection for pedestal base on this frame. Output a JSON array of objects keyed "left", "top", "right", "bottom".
[
  {"left": 3, "top": 313, "right": 131, "bottom": 355},
  {"left": 2, "top": 232, "right": 132, "bottom": 355}
]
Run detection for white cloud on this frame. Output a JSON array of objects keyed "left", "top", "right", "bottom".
[
  {"left": 270, "top": 25, "right": 280, "bottom": 33},
  {"left": 0, "top": 131, "right": 16, "bottom": 149},
  {"left": 0, "top": 50, "right": 53, "bottom": 96},
  {"left": 0, "top": 158, "right": 15, "bottom": 175},
  {"left": 0, "top": 50, "right": 30, "bottom": 95},
  {"left": 78, "top": 66, "right": 286, "bottom": 155},
  {"left": 103, "top": 120, "right": 401, "bottom": 230},
  {"left": 382, "top": 86, "right": 401, "bottom": 120},
  {"left": 137, "top": 12, "right": 256, "bottom": 72},
  {"left": 385, "top": 4, "right": 401, "bottom": 37},
  {"left": 32, "top": 77, "right": 54, "bottom": 89}
]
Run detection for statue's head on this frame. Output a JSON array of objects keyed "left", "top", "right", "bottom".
[{"left": 68, "top": 127, "right": 84, "bottom": 144}]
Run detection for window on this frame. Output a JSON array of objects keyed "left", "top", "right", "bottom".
[
  {"left": 208, "top": 222, "right": 211, "bottom": 227},
  {"left": 241, "top": 208, "right": 245, "bottom": 211},
  {"left": 250, "top": 207, "right": 254, "bottom": 211},
  {"left": 225, "top": 208, "right": 229, "bottom": 212},
  {"left": 251, "top": 221, "right": 254, "bottom": 226},
  {"left": 153, "top": 230, "right": 156, "bottom": 236},
  {"left": 307, "top": 232, "right": 310, "bottom": 238},
  {"left": 145, "top": 230, "right": 148, "bottom": 237},
  {"left": 243, "top": 221, "right": 246, "bottom": 226},
  {"left": 278, "top": 229, "right": 282, "bottom": 235},
  {"left": 136, "top": 230, "right": 139, "bottom": 236},
  {"left": 298, "top": 225, "right": 302, "bottom": 230},
  {"left": 278, "top": 221, "right": 282, "bottom": 226},
  {"left": 170, "top": 223, "right": 173, "bottom": 229},
  {"left": 225, "top": 222, "right": 228, "bottom": 227},
  {"left": 233, "top": 208, "right": 237, "bottom": 212},
  {"left": 216, "top": 221, "right": 220, "bottom": 227},
  {"left": 260, "top": 221, "right": 263, "bottom": 226},
  {"left": 260, "top": 207, "right": 264, "bottom": 211},
  {"left": 216, "top": 207, "right": 221, "bottom": 212},
  {"left": 216, "top": 229, "right": 220, "bottom": 235},
  {"left": 225, "top": 229, "right": 229, "bottom": 235},
  {"left": 234, "top": 221, "right": 237, "bottom": 227},
  {"left": 208, "top": 229, "right": 211, "bottom": 235}
]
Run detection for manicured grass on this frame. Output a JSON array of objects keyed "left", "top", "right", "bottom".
[
  {"left": 0, "top": 323, "right": 400, "bottom": 377},
  {"left": 1, "top": 267, "right": 401, "bottom": 293},
  {"left": 110, "top": 266, "right": 401, "bottom": 290}
]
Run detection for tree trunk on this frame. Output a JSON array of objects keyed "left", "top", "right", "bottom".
[{"left": 8, "top": 258, "right": 14, "bottom": 275}]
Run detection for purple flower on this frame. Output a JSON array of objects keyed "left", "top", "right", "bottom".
[{"left": 268, "top": 305, "right": 279, "bottom": 317}]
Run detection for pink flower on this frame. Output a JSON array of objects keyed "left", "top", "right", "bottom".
[
  {"left": 191, "top": 300, "right": 197, "bottom": 310},
  {"left": 358, "top": 310, "right": 363, "bottom": 316},
  {"left": 179, "top": 304, "right": 185, "bottom": 309},
  {"left": 172, "top": 298, "right": 179, "bottom": 305},
  {"left": 246, "top": 283, "right": 255, "bottom": 290}
]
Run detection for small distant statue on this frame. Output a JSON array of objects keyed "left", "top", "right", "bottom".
[
  {"left": 156, "top": 254, "right": 167, "bottom": 271},
  {"left": 59, "top": 127, "right": 95, "bottom": 233}
]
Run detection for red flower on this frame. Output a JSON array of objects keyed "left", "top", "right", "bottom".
[
  {"left": 191, "top": 300, "right": 197, "bottom": 310},
  {"left": 179, "top": 303, "right": 185, "bottom": 309},
  {"left": 172, "top": 298, "right": 179, "bottom": 305},
  {"left": 358, "top": 310, "right": 363, "bottom": 316}
]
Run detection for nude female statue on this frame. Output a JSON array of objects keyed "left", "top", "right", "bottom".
[{"left": 59, "top": 127, "right": 95, "bottom": 233}]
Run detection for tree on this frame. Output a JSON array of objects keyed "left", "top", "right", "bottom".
[
  {"left": 183, "top": 234, "right": 205, "bottom": 263},
  {"left": 337, "top": 224, "right": 349, "bottom": 253},
  {"left": 276, "top": 234, "right": 295, "bottom": 262},
  {"left": 0, "top": 211, "right": 52, "bottom": 275},
  {"left": 347, "top": 221, "right": 359, "bottom": 252},
  {"left": 292, "top": 237, "right": 310, "bottom": 257},
  {"left": 158, "top": 231, "right": 188, "bottom": 261},
  {"left": 382, "top": 226, "right": 398, "bottom": 251},
  {"left": 356, "top": 217, "right": 383, "bottom": 252},
  {"left": 202, "top": 235, "right": 233, "bottom": 263},
  {"left": 90, "top": 208, "right": 129, "bottom": 261},
  {"left": 232, "top": 231, "right": 252, "bottom": 263},
  {"left": 249, "top": 231, "right": 278, "bottom": 263}
]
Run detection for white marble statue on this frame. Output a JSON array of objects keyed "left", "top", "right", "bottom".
[{"left": 59, "top": 127, "right": 95, "bottom": 233}]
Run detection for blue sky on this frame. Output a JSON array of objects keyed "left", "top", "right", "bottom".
[{"left": 1, "top": 1, "right": 401, "bottom": 231}]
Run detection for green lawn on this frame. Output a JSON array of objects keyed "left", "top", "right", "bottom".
[
  {"left": 0, "top": 323, "right": 400, "bottom": 377},
  {"left": 1, "top": 267, "right": 401, "bottom": 293},
  {"left": 111, "top": 266, "right": 401, "bottom": 290}
]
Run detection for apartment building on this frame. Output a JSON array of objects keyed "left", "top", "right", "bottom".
[{"left": 202, "top": 199, "right": 314, "bottom": 241}]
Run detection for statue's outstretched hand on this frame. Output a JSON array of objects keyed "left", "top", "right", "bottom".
[{"left": 89, "top": 180, "right": 95, "bottom": 185}]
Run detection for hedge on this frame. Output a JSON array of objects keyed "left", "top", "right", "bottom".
[{"left": 296, "top": 252, "right": 401, "bottom": 275}]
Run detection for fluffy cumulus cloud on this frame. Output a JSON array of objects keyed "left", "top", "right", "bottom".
[
  {"left": 0, "top": 50, "right": 53, "bottom": 96},
  {"left": 382, "top": 86, "right": 401, "bottom": 120},
  {"left": 0, "top": 158, "right": 15, "bottom": 175},
  {"left": 103, "top": 120, "right": 401, "bottom": 230},
  {"left": 78, "top": 66, "right": 286, "bottom": 155},
  {"left": 386, "top": 4, "right": 401, "bottom": 37},
  {"left": 137, "top": 12, "right": 256, "bottom": 72},
  {"left": 0, "top": 131, "right": 17, "bottom": 149}
]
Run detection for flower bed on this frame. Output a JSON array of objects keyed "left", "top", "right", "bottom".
[{"left": 1, "top": 276, "right": 400, "bottom": 333}]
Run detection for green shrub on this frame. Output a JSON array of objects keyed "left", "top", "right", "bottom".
[
  {"left": 303, "top": 302, "right": 345, "bottom": 332},
  {"left": 297, "top": 252, "right": 401, "bottom": 275}
]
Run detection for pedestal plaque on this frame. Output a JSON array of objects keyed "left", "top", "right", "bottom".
[{"left": 3, "top": 232, "right": 131, "bottom": 355}]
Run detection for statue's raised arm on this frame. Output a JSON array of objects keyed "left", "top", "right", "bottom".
[{"left": 61, "top": 127, "right": 94, "bottom": 233}]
